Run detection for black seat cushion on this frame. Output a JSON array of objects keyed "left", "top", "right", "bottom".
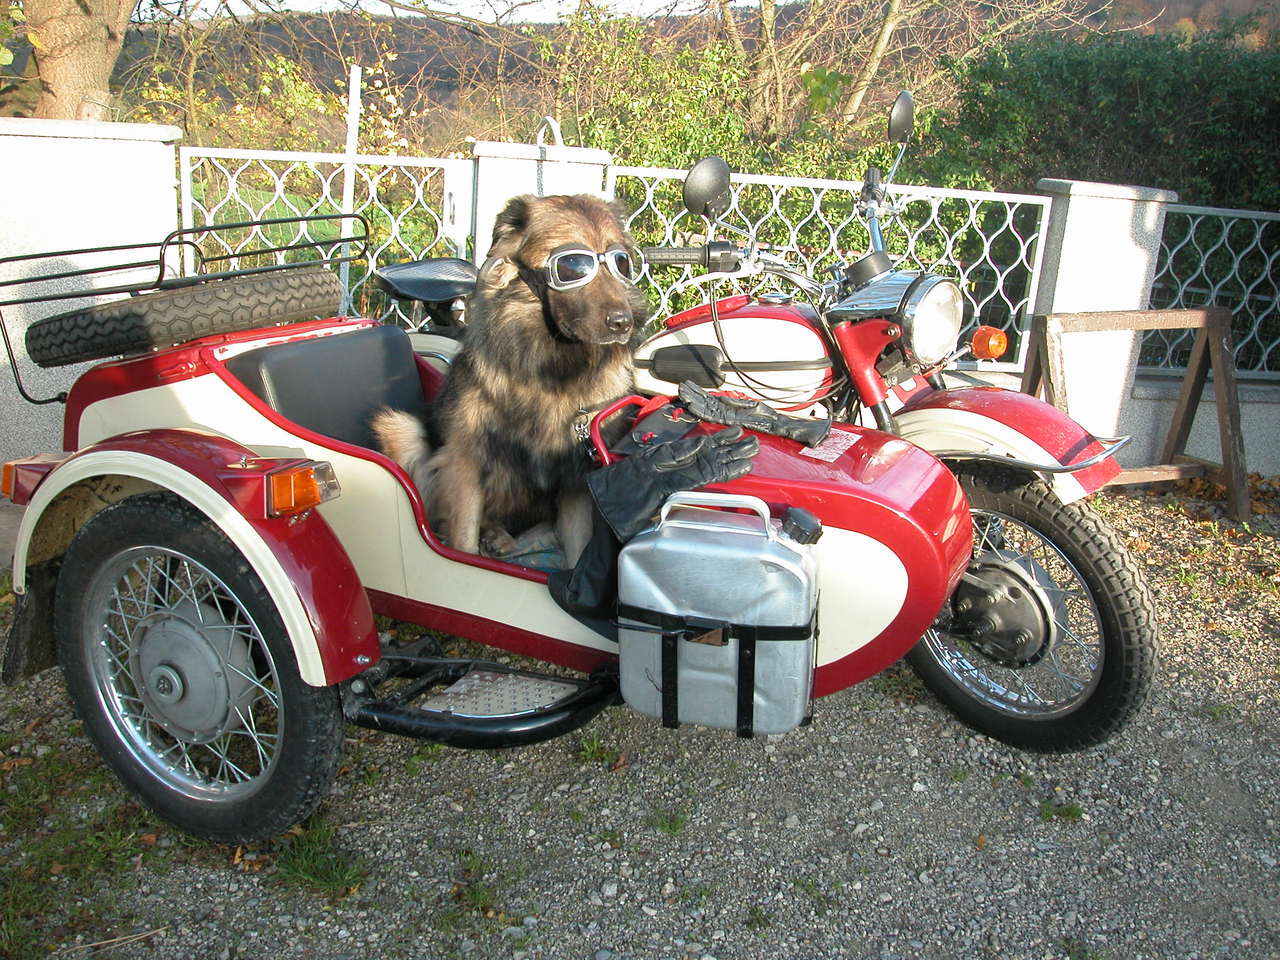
[
  {"left": 374, "top": 258, "right": 478, "bottom": 304},
  {"left": 226, "top": 324, "right": 426, "bottom": 449}
]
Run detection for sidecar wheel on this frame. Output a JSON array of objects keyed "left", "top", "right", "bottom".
[
  {"left": 25, "top": 268, "right": 342, "bottom": 368},
  {"left": 907, "top": 465, "right": 1157, "bottom": 752},
  {"left": 56, "top": 494, "right": 344, "bottom": 841}
]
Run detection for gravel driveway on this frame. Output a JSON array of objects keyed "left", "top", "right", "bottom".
[{"left": 2, "top": 487, "right": 1277, "bottom": 960}]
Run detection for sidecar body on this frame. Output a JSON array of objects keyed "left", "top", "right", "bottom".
[{"left": 9, "top": 311, "right": 970, "bottom": 694}]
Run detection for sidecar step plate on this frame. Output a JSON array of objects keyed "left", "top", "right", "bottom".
[{"left": 422, "top": 670, "right": 581, "bottom": 718}]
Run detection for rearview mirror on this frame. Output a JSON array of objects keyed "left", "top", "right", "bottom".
[
  {"left": 888, "top": 90, "right": 914, "bottom": 144},
  {"left": 683, "top": 156, "right": 732, "bottom": 221}
]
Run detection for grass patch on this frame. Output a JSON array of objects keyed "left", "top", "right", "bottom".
[
  {"left": 745, "top": 904, "right": 772, "bottom": 931},
  {"left": 1038, "top": 800, "right": 1084, "bottom": 822},
  {"left": 404, "top": 742, "right": 444, "bottom": 775},
  {"left": 870, "top": 661, "right": 924, "bottom": 703},
  {"left": 793, "top": 876, "right": 831, "bottom": 913},
  {"left": 576, "top": 733, "right": 620, "bottom": 766},
  {"left": 275, "top": 818, "right": 365, "bottom": 897},
  {"left": 948, "top": 767, "right": 970, "bottom": 782},
  {"left": 647, "top": 805, "right": 689, "bottom": 835}
]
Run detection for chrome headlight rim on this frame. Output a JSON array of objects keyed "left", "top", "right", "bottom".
[{"left": 895, "top": 275, "right": 964, "bottom": 367}]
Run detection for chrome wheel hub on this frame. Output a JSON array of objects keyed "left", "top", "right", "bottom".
[{"left": 132, "top": 600, "right": 254, "bottom": 743}]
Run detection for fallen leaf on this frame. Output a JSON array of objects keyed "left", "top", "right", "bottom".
[
  {"left": 139, "top": 833, "right": 159, "bottom": 846},
  {"left": 22, "top": 718, "right": 44, "bottom": 735},
  {"left": 609, "top": 752, "right": 631, "bottom": 773},
  {"left": 1, "top": 756, "right": 34, "bottom": 772},
  {"left": 49, "top": 863, "right": 64, "bottom": 874},
  {"left": 976, "top": 833, "right": 987, "bottom": 850},
  {"left": 232, "top": 845, "right": 244, "bottom": 865},
  {"left": 1131, "top": 540, "right": 1152, "bottom": 553},
  {"left": 0, "top": 593, "right": 13, "bottom": 605}
]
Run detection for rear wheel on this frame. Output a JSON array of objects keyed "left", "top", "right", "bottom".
[
  {"left": 907, "top": 466, "right": 1157, "bottom": 751},
  {"left": 56, "top": 494, "right": 344, "bottom": 841}
]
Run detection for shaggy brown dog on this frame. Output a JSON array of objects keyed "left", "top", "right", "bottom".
[{"left": 373, "top": 193, "right": 646, "bottom": 564}]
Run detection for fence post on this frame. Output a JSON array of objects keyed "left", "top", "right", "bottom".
[
  {"left": 1030, "top": 179, "right": 1179, "bottom": 439},
  {"left": 468, "top": 134, "right": 613, "bottom": 264},
  {"left": 339, "top": 64, "right": 363, "bottom": 314}
]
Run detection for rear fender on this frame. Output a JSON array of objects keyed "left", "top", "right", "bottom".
[
  {"left": 11, "top": 429, "right": 377, "bottom": 686},
  {"left": 896, "top": 387, "right": 1120, "bottom": 504}
]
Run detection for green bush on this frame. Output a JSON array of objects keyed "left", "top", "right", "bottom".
[{"left": 917, "top": 27, "right": 1280, "bottom": 210}]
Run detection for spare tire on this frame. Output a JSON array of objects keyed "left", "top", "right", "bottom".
[{"left": 25, "top": 268, "right": 344, "bottom": 368}]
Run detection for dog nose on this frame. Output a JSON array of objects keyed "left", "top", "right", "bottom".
[{"left": 605, "top": 310, "right": 632, "bottom": 334}]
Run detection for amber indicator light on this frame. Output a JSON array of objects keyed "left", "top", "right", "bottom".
[
  {"left": 0, "top": 462, "right": 15, "bottom": 501},
  {"left": 970, "top": 325, "right": 1009, "bottom": 360},
  {"left": 266, "top": 462, "right": 340, "bottom": 517}
]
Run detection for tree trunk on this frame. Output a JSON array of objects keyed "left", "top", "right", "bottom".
[
  {"left": 840, "top": 0, "right": 902, "bottom": 126},
  {"left": 25, "top": 0, "right": 136, "bottom": 121}
]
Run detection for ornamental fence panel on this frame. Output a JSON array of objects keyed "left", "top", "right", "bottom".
[
  {"left": 178, "top": 147, "right": 473, "bottom": 322},
  {"left": 609, "top": 165, "right": 1052, "bottom": 372},
  {"left": 1145, "top": 204, "right": 1280, "bottom": 379}
]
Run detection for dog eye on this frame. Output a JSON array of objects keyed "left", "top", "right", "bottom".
[{"left": 551, "top": 253, "right": 596, "bottom": 285}]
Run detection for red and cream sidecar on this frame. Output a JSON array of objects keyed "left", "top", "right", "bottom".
[{"left": 1, "top": 230, "right": 970, "bottom": 842}]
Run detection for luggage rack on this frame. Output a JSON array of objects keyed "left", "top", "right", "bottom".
[{"left": 0, "top": 213, "right": 369, "bottom": 405}]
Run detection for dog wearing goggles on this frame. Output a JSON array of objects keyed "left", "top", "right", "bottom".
[{"left": 373, "top": 193, "right": 647, "bottom": 563}]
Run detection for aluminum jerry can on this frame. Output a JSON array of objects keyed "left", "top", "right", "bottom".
[{"left": 617, "top": 492, "right": 820, "bottom": 736}]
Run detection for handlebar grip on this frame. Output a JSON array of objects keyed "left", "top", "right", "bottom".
[{"left": 642, "top": 246, "right": 708, "bottom": 266}]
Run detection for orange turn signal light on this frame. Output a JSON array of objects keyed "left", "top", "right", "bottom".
[
  {"left": 970, "top": 325, "right": 1009, "bottom": 360},
  {"left": 266, "top": 461, "right": 340, "bottom": 517},
  {"left": 1, "top": 462, "right": 15, "bottom": 501}
]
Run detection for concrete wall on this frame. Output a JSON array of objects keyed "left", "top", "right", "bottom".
[{"left": 0, "top": 119, "right": 183, "bottom": 465}]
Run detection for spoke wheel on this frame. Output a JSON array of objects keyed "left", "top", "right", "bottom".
[
  {"left": 57, "top": 494, "right": 343, "bottom": 841},
  {"left": 908, "top": 466, "right": 1157, "bottom": 751}
]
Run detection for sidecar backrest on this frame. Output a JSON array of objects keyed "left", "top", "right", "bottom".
[{"left": 225, "top": 324, "right": 427, "bottom": 449}]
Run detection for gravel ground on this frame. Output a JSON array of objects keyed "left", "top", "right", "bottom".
[{"left": 2, "top": 486, "right": 1278, "bottom": 960}]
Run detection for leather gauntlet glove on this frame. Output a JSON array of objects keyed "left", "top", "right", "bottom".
[
  {"left": 587, "top": 426, "right": 760, "bottom": 542},
  {"left": 678, "top": 381, "right": 831, "bottom": 448}
]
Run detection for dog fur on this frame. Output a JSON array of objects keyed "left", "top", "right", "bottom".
[{"left": 372, "top": 193, "right": 646, "bottom": 564}]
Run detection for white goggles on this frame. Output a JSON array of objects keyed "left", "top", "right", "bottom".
[{"left": 543, "top": 244, "right": 643, "bottom": 291}]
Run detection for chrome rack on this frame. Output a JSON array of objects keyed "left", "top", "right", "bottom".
[{"left": 0, "top": 214, "right": 370, "bottom": 405}]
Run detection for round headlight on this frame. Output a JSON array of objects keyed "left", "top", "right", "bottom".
[{"left": 901, "top": 278, "right": 963, "bottom": 366}]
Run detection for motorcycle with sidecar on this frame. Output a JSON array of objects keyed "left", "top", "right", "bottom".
[{"left": 0, "top": 99, "right": 1155, "bottom": 844}]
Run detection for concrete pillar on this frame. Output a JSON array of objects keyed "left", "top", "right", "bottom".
[
  {"left": 469, "top": 137, "right": 614, "bottom": 263},
  {"left": 1032, "top": 179, "right": 1178, "bottom": 443},
  {"left": 0, "top": 119, "right": 183, "bottom": 463}
]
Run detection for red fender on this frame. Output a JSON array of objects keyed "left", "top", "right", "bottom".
[
  {"left": 19, "top": 429, "right": 378, "bottom": 685},
  {"left": 896, "top": 386, "right": 1120, "bottom": 500}
]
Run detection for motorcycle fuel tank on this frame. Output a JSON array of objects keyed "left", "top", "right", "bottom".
[{"left": 634, "top": 296, "right": 834, "bottom": 412}]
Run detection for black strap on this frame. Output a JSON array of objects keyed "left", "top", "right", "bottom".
[
  {"left": 734, "top": 626, "right": 756, "bottom": 738},
  {"left": 660, "top": 631, "right": 679, "bottom": 728}
]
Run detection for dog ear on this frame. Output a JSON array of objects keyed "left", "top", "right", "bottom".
[
  {"left": 489, "top": 195, "right": 535, "bottom": 257},
  {"left": 480, "top": 256, "right": 520, "bottom": 290}
]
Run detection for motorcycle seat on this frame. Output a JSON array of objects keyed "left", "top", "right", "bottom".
[
  {"left": 225, "top": 323, "right": 427, "bottom": 450},
  {"left": 374, "top": 258, "right": 478, "bottom": 305}
]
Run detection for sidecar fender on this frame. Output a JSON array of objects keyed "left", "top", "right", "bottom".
[
  {"left": 11, "top": 429, "right": 377, "bottom": 686},
  {"left": 895, "top": 387, "right": 1120, "bottom": 504}
]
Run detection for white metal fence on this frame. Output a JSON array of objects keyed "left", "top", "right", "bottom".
[
  {"left": 179, "top": 147, "right": 473, "bottom": 320},
  {"left": 1146, "top": 203, "right": 1280, "bottom": 378},
  {"left": 179, "top": 145, "right": 1279, "bottom": 379},
  {"left": 611, "top": 165, "right": 1049, "bottom": 369}
]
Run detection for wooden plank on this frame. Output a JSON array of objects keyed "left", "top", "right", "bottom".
[
  {"left": 1046, "top": 307, "right": 1232, "bottom": 334},
  {"left": 1107, "top": 463, "right": 1209, "bottom": 485},
  {"left": 1206, "top": 316, "right": 1251, "bottom": 520},
  {"left": 1158, "top": 327, "right": 1212, "bottom": 465}
]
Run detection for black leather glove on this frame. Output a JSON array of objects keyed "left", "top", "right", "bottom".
[
  {"left": 678, "top": 381, "right": 831, "bottom": 448},
  {"left": 587, "top": 426, "right": 760, "bottom": 542}
]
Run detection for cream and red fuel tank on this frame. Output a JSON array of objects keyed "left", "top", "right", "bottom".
[{"left": 634, "top": 295, "right": 835, "bottom": 411}]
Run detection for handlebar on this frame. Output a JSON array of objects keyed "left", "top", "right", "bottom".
[{"left": 642, "top": 246, "right": 706, "bottom": 266}]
